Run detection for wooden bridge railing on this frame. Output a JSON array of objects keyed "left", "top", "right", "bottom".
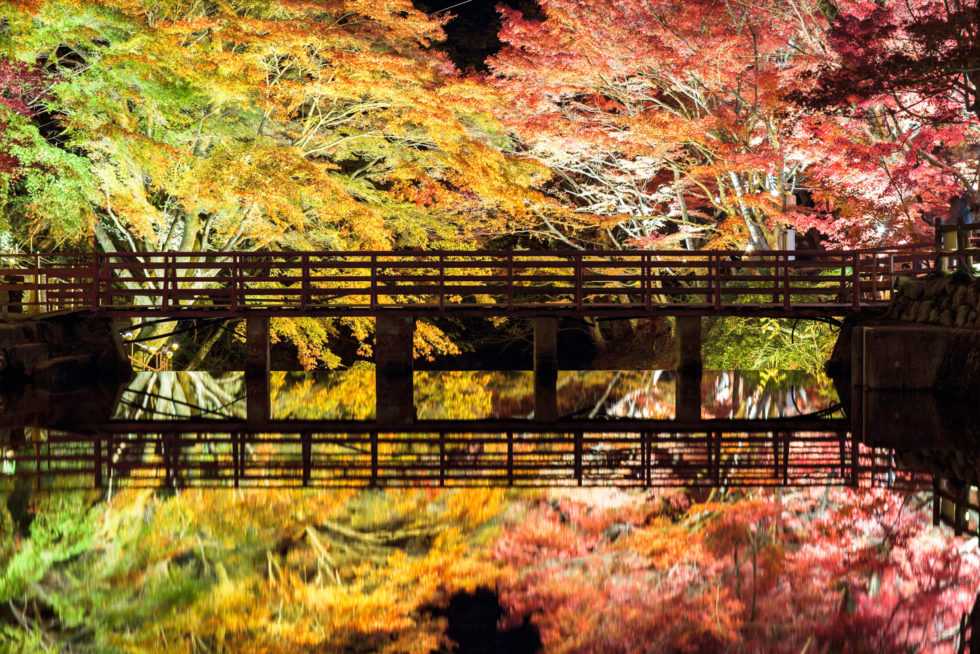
[
  {"left": 6, "top": 426, "right": 931, "bottom": 491},
  {"left": 0, "top": 245, "right": 934, "bottom": 317}
]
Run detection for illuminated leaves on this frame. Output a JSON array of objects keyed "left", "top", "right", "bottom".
[
  {"left": 490, "top": 0, "right": 828, "bottom": 251},
  {"left": 0, "top": 487, "right": 508, "bottom": 652},
  {"left": 794, "top": 0, "right": 980, "bottom": 244},
  {"left": 493, "top": 487, "right": 980, "bottom": 653},
  {"left": 0, "top": 0, "right": 543, "bottom": 364}
]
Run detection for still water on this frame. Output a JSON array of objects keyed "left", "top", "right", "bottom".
[
  {"left": 108, "top": 369, "right": 838, "bottom": 421},
  {"left": 1, "top": 371, "right": 978, "bottom": 652}
]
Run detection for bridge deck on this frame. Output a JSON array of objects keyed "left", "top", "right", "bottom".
[{"left": 0, "top": 246, "right": 933, "bottom": 318}]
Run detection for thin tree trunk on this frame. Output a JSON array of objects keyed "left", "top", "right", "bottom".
[{"left": 187, "top": 321, "right": 228, "bottom": 371}]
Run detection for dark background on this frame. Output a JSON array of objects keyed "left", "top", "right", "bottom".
[{"left": 410, "top": 0, "right": 545, "bottom": 71}]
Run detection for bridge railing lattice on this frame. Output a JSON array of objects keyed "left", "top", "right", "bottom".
[{"left": 0, "top": 246, "right": 934, "bottom": 316}]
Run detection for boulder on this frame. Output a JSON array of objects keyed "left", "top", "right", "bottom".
[
  {"left": 956, "top": 304, "right": 970, "bottom": 327},
  {"left": 900, "top": 278, "right": 926, "bottom": 300}
]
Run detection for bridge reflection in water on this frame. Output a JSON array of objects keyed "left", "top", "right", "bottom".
[
  {"left": 1, "top": 370, "right": 976, "bottom": 535},
  {"left": 14, "top": 424, "right": 918, "bottom": 492}
]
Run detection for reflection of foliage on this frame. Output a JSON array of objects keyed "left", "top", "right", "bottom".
[
  {"left": 1, "top": 484, "right": 976, "bottom": 652},
  {"left": 704, "top": 318, "right": 838, "bottom": 374},
  {"left": 569, "top": 371, "right": 674, "bottom": 419},
  {"left": 0, "top": 492, "right": 100, "bottom": 609},
  {"left": 273, "top": 367, "right": 376, "bottom": 421},
  {"left": 494, "top": 487, "right": 980, "bottom": 654},
  {"left": 416, "top": 371, "right": 493, "bottom": 420},
  {"left": 272, "top": 370, "right": 496, "bottom": 421},
  {"left": 701, "top": 370, "right": 839, "bottom": 420},
  {"left": 116, "top": 371, "right": 245, "bottom": 420},
  {"left": 0, "top": 488, "right": 508, "bottom": 652}
]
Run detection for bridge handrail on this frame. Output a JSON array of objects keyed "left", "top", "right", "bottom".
[
  {"left": 0, "top": 243, "right": 932, "bottom": 257},
  {"left": 0, "top": 245, "right": 936, "bottom": 317}
]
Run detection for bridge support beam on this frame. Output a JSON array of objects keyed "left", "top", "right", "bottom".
[
  {"left": 376, "top": 314, "right": 415, "bottom": 427},
  {"left": 534, "top": 317, "right": 559, "bottom": 423},
  {"left": 245, "top": 316, "right": 271, "bottom": 424},
  {"left": 675, "top": 369, "right": 702, "bottom": 422},
  {"left": 674, "top": 317, "right": 702, "bottom": 422},
  {"left": 674, "top": 317, "right": 702, "bottom": 374}
]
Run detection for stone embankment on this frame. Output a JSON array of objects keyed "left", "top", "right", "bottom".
[
  {"left": 0, "top": 310, "right": 131, "bottom": 391},
  {"left": 889, "top": 271, "right": 980, "bottom": 328},
  {"left": 830, "top": 271, "right": 980, "bottom": 390}
]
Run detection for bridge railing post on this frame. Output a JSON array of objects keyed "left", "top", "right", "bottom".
[
  {"left": 713, "top": 254, "right": 722, "bottom": 311},
  {"left": 370, "top": 431, "right": 378, "bottom": 487},
  {"left": 782, "top": 253, "right": 791, "bottom": 310},
  {"left": 769, "top": 254, "right": 777, "bottom": 305},
  {"left": 935, "top": 217, "right": 947, "bottom": 272},
  {"left": 506, "top": 431, "right": 514, "bottom": 486},
  {"left": 574, "top": 253, "right": 583, "bottom": 311},
  {"left": 851, "top": 252, "right": 860, "bottom": 310},
  {"left": 370, "top": 254, "right": 378, "bottom": 311},
  {"left": 91, "top": 252, "right": 100, "bottom": 311},
  {"left": 301, "top": 253, "right": 310, "bottom": 311},
  {"left": 506, "top": 253, "right": 514, "bottom": 310},
  {"left": 888, "top": 254, "right": 895, "bottom": 294},
  {"left": 31, "top": 253, "right": 39, "bottom": 314},
  {"left": 161, "top": 253, "right": 171, "bottom": 311},
  {"left": 438, "top": 253, "right": 445, "bottom": 312},
  {"left": 644, "top": 254, "right": 653, "bottom": 311},
  {"left": 230, "top": 253, "right": 239, "bottom": 313}
]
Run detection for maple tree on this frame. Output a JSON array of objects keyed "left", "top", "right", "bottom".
[
  {"left": 0, "top": 58, "right": 94, "bottom": 244},
  {"left": 488, "top": 0, "right": 835, "bottom": 251},
  {"left": 789, "top": 0, "right": 980, "bottom": 244},
  {"left": 488, "top": 0, "right": 972, "bottom": 249},
  {"left": 0, "top": 0, "right": 543, "bottom": 365}
]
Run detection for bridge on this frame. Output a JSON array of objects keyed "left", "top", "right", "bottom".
[
  {"left": 12, "top": 417, "right": 974, "bottom": 533},
  {"left": 0, "top": 245, "right": 936, "bottom": 425},
  {"left": 3, "top": 418, "right": 906, "bottom": 490},
  {"left": 0, "top": 245, "right": 932, "bottom": 318}
]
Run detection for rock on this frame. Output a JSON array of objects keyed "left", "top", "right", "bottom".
[
  {"left": 953, "top": 285, "right": 967, "bottom": 306},
  {"left": 33, "top": 354, "right": 91, "bottom": 393},
  {"left": 925, "top": 276, "right": 948, "bottom": 298},
  {"left": 0, "top": 311, "right": 131, "bottom": 388},
  {"left": 899, "top": 278, "right": 926, "bottom": 300},
  {"left": 0, "top": 343, "right": 49, "bottom": 376},
  {"left": 915, "top": 301, "right": 932, "bottom": 322},
  {"left": 928, "top": 308, "right": 940, "bottom": 323},
  {"left": 956, "top": 304, "right": 970, "bottom": 327},
  {"left": 968, "top": 286, "right": 978, "bottom": 306},
  {"left": 899, "top": 306, "right": 916, "bottom": 322},
  {"left": 951, "top": 269, "right": 973, "bottom": 285},
  {"left": 939, "top": 309, "right": 953, "bottom": 326},
  {"left": 970, "top": 310, "right": 978, "bottom": 326}
]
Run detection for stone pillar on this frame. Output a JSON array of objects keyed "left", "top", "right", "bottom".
[
  {"left": 375, "top": 314, "right": 415, "bottom": 427},
  {"left": 675, "top": 316, "right": 702, "bottom": 374},
  {"left": 534, "top": 317, "right": 559, "bottom": 423},
  {"left": 245, "top": 316, "right": 270, "bottom": 424}
]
